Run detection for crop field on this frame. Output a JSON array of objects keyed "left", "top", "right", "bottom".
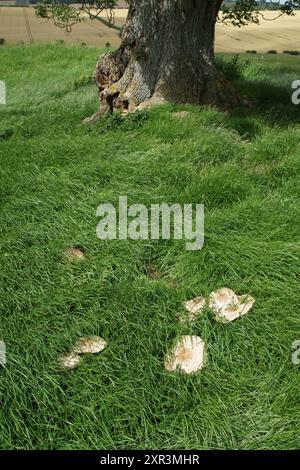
[
  {"left": 1, "top": 7, "right": 300, "bottom": 52},
  {"left": 0, "top": 6, "right": 125, "bottom": 47}
]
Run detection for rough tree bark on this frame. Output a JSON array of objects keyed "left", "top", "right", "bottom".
[{"left": 86, "top": 0, "right": 240, "bottom": 121}]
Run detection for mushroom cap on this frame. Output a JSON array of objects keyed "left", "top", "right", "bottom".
[
  {"left": 180, "top": 296, "right": 206, "bottom": 323},
  {"left": 165, "top": 335, "right": 206, "bottom": 374},
  {"left": 59, "top": 352, "right": 81, "bottom": 370},
  {"left": 184, "top": 297, "right": 206, "bottom": 314},
  {"left": 73, "top": 336, "right": 107, "bottom": 355},
  {"left": 64, "top": 247, "right": 85, "bottom": 261},
  {"left": 209, "top": 288, "right": 255, "bottom": 322},
  {"left": 237, "top": 294, "right": 255, "bottom": 317}
]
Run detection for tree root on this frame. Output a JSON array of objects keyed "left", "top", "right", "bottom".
[{"left": 83, "top": 46, "right": 241, "bottom": 124}]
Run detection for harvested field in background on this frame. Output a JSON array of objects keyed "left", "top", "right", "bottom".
[{"left": 1, "top": 7, "right": 300, "bottom": 52}]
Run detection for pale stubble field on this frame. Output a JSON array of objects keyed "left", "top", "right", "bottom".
[{"left": 1, "top": 7, "right": 300, "bottom": 52}]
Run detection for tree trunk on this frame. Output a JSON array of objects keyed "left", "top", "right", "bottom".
[{"left": 87, "top": 0, "right": 239, "bottom": 121}]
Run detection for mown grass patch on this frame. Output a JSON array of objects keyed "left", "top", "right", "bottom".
[{"left": 0, "top": 44, "right": 299, "bottom": 449}]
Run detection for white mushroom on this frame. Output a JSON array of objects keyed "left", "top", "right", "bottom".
[
  {"left": 59, "top": 336, "right": 107, "bottom": 371},
  {"left": 59, "top": 352, "right": 81, "bottom": 370},
  {"left": 180, "top": 296, "right": 206, "bottom": 323},
  {"left": 237, "top": 294, "right": 255, "bottom": 316},
  {"left": 184, "top": 297, "right": 206, "bottom": 314},
  {"left": 64, "top": 247, "right": 85, "bottom": 261},
  {"left": 209, "top": 287, "right": 255, "bottom": 322},
  {"left": 73, "top": 336, "right": 107, "bottom": 355},
  {"left": 165, "top": 335, "right": 206, "bottom": 374}
]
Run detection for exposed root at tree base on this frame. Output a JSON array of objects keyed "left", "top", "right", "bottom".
[
  {"left": 82, "top": 47, "right": 242, "bottom": 124},
  {"left": 82, "top": 111, "right": 104, "bottom": 124}
]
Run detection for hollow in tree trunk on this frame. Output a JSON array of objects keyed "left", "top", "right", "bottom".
[{"left": 87, "top": 0, "right": 239, "bottom": 121}]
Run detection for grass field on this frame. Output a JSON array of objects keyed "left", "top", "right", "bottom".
[
  {"left": 1, "top": 7, "right": 300, "bottom": 52},
  {"left": 0, "top": 44, "right": 299, "bottom": 450}
]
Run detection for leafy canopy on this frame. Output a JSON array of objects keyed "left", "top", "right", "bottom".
[{"left": 35, "top": 1, "right": 300, "bottom": 31}]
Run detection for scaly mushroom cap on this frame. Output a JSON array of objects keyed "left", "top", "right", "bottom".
[
  {"left": 64, "top": 247, "right": 85, "bottom": 261},
  {"left": 73, "top": 336, "right": 107, "bottom": 354},
  {"left": 184, "top": 297, "right": 206, "bottom": 314},
  {"left": 165, "top": 335, "right": 206, "bottom": 374},
  {"left": 59, "top": 352, "right": 81, "bottom": 370},
  {"left": 209, "top": 288, "right": 255, "bottom": 322},
  {"left": 180, "top": 296, "right": 206, "bottom": 323}
]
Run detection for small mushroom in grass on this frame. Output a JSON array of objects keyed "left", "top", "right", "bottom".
[
  {"left": 185, "top": 297, "right": 206, "bottom": 314},
  {"left": 237, "top": 294, "right": 255, "bottom": 316},
  {"left": 59, "top": 352, "right": 81, "bottom": 370},
  {"left": 59, "top": 336, "right": 107, "bottom": 370},
  {"left": 73, "top": 336, "right": 107, "bottom": 355},
  {"left": 64, "top": 247, "right": 86, "bottom": 261},
  {"left": 209, "top": 288, "right": 255, "bottom": 322},
  {"left": 180, "top": 296, "right": 206, "bottom": 323},
  {"left": 165, "top": 335, "right": 206, "bottom": 374},
  {"left": 209, "top": 287, "right": 238, "bottom": 309}
]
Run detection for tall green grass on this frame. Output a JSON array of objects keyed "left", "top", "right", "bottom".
[{"left": 0, "top": 44, "right": 299, "bottom": 449}]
